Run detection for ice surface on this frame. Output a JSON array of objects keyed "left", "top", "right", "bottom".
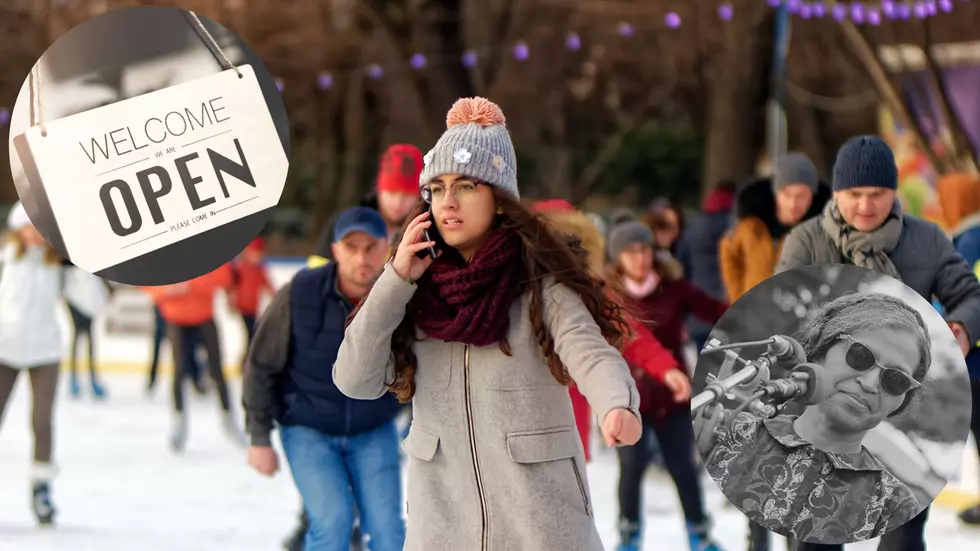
[{"left": 0, "top": 374, "right": 977, "bottom": 550}]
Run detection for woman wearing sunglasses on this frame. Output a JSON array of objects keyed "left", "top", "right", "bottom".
[
  {"left": 705, "top": 292, "right": 926, "bottom": 547},
  {"left": 333, "top": 97, "right": 642, "bottom": 551}
]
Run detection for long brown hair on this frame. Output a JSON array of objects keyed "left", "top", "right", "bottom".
[
  {"left": 347, "top": 187, "right": 632, "bottom": 402},
  {"left": 2, "top": 230, "right": 61, "bottom": 265}
]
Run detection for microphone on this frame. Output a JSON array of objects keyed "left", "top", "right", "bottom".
[{"left": 767, "top": 335, "right": 807, "bottom": 368}]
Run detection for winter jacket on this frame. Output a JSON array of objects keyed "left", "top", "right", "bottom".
[
  {"left": 143, "top": 264, "right": 232, "bottom": 326},
  {"left": 678, "top": 187, "right": 735, "bottom": 338},
  {"left": 334, "top": 263, "right": 640, "bottom": 551},
  {"left": 937, "top": 174, "right": 980, "bottom": 381},
  {"left": 0, "top": 242, "right": 64, "bottom": 370},
  {"left": 242, "top": 262, "right": 402, "bottom": 447},
  {"left": 776, "top": 203, "right": 980, "bottom": 347},
  {"left": 719, "top": 178, "right": 832, "bottom": 301},
  {"left": 230, "top": 260, "right": 271, "bottom": 316},
  {"left": 621, "top": 275, "right": 728, "bottom": 423}
]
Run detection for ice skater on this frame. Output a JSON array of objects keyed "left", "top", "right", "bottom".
[
  {"left": 0, "top": 202, "right": 66, "bottom": 526},
  {"left": 334, "top": 97, "right": 642, "bottom": 551}
]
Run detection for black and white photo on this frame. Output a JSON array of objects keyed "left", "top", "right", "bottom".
[{"left": 691, "top": 264, "right": 972, "bottom": 546}]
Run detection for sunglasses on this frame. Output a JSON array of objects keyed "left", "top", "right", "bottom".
[{"left": 839, "top": 334, "right": 922, "bottom": 396}]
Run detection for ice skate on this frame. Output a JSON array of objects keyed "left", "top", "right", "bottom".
[
  {"left": 30, "top": 462, "right": 58, "bottom": 527},
  {"left": 688, "top": 521, "right": 724, "bottom": 551},
  {"left": 68, "top": 373, "right": 81, "bottom": 398},
  {"left": 170, "top": 411, "right": 189, "bottom": 453},
  {"left": 90, "top": 376, "right": 107, "bottom": 399},
  {"left": 221, "top": 410, "right": 248, "bottom": 449},
  {"left": 616, "top": 518, "right": 640, "bottom": 551}
]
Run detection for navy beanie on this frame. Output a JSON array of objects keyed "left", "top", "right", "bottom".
[{"left": 832, "top": 135, "right": 898, "bottom": 192}]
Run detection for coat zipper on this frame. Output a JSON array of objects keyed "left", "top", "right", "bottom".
[
  {"left": 463, "top": 344, "right": 490, "bottom": 550},
  {"left": 571, "top": 458, "right": 593, "bottom": 518}
]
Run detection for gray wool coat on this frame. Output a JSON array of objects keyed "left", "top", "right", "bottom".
[
  {"left": 776, "top": 213, "right": 980, "bottom": 343},
  {"left": 333, "top": 263, "right": 641, "bottom": 551}
]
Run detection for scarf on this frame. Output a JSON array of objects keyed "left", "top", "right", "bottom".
[
  {"left": 413, "top": 229, "right": 525, "bottom": 346},
  {"left": 623, "top": 272, "right": 660, "bottom": 299},
  {"left": 820, "top": 198, "right": 903, "bottom": 280}
]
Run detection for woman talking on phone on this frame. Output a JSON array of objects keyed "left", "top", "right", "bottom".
[{"left": 333, "top": 97, "right": 642, "bottom": 551}]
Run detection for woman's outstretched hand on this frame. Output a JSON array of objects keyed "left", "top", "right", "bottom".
[
  {"left": 392, "top": 211, "right": 440, "bottom": 282},
  {"left": 602, "top": 408, "right": 642, "bottom": 447}
]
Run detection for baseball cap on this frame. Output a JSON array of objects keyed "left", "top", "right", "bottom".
[{"left": 333, "top": 206, "right": 387, "bottom": 242}]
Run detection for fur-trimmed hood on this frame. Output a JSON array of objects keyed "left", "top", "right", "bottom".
[
  {"left": 734, "top": 176, "right": 832, "bottom": 239},
  {"left": 540, "top": 209, "right": 606, "bottom": 276}
]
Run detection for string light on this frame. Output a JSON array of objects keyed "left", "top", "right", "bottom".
[
  {"left": 0, "top": 107, "right": 9, "bottom": 127},
  {"left": 665, "top": 12, "right": 681, "bottom": 28},
  {"left": 565, "top": 32, "right": 581, "bottom": 51}
]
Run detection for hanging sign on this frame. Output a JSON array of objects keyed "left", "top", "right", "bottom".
[{"left": 12, "top": 64, "right": 288, "bottom": 274}]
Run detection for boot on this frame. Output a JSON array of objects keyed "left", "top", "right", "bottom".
[
  {"left": 616, "top": 518, "right": 640, "bottom": 551},
  {"left": 30, "top": 462, "right": 58, "bottom": 526},
  {"left": 221, "top": 410, "right": 248, "bottom": 449},
  {"left": 688, "top": 521, "right": 724, "bottom": 551},
  {"left": 170, "top": 410, "right": 189, "bottom": 453},
  {"left": 69, "top": 373, "right": 81, "bottom": 398}
]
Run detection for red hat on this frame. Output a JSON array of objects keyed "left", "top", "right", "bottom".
[
  {"left": 244, "top": 237, "right": 265, "bottom": 254},
  {"left": 531, "top": 199, "right": 575, "bottom": 213},
  {"left": 377, "top": 144, "right": 423, "bottom": 194}
]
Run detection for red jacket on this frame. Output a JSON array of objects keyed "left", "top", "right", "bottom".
[
  {"left": 144, "top": 264, "right": 232, "bottom": 326},
  {"left": 623, "top": 277, "right": 728, "bottom": 422},
  {"left": 230, "top": 260, "right": 272, "bottom": 315}
]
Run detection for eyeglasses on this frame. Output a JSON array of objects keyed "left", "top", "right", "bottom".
[
  {"left": 839, "top": 334, "right": 922, "bottom": 396},
  {"left": 421, "top": 180, "right": 483, "bottom": 204}
]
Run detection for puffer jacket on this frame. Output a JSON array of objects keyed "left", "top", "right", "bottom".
[{"left": 719, "top": 177, "right": 831, "bottom": 301}]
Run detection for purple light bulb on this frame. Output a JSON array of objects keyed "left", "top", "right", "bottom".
[
  {"left": 767, "top": 0, "right": 782, "bottom": 7},
  {"left": 665, "top": 12, "right": 681, "bottom": 27},
  {"left": 926, "top": 0, "right": 938, "bottom": 14},
  {"left": 275, "top": 78, "right": 283, "bottom": 92},
  {"left": 868, "top": 8, "right": 882, "bottom": 24},
  {"left": 410, "top": 53, "right": 426, "bottom": 69},
  {"left": 617, "top": 22, "right": 634, "bottom": 37},
  {"left": 939, "top": 0, "right": 954, "bottom": 11},
  {"left": 366, "top": 64, "right": 384, "bottom": 80},
  {"left": 786, "top": 0, "right": 801, "bottom": 13},
  {"left": 832, "top": 3, "right": 847, "bottom": 20},
  {"left": 565, "top": 32, "right": 581, "bottom": 51},
  {"left": 897, "top": 2, "right": 912, "bottom": 18},
  {"left": 513, "top": 41, "right": 529, "bottom": 61},
  {"left": 718, "top": 3, "right": 734, "bottom": 20},
  {"left": 851, "top": 3, "right": 866, "bottom": 23},
  {"left": 882, "top": 0, "right": 897, "bottom": 18},
  {"left": 799, "top": 3, "right": 813, "bottom": 18},
  {"left": 914, "top": 1, "right": 929, "bottom": 17},
  {"left": 0, "top": 108, "right": 9, "bottom": 126},
  {"left": 812, "top": 1, "right": 826, "bottom": 17},
  {"left": 316, "top": 72, "right": 333, "bottom": 90},
  {"left": 462, "top": 50, "right": 478, "bottom": 68}
]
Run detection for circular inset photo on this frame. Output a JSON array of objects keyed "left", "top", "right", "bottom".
[
  {"left": 7, "top": 5, "right": 290, "bottom": 286},
  {"left": 691, "top": 264, "right": 972, "bottom": 546}
]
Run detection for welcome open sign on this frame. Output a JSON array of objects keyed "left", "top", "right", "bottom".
[{"left": 13, "top": 64, "right": 288, "bottom": 274}]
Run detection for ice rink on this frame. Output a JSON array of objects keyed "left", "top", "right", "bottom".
[{"left": 0, "top": 373, "right": 977, "bottom": 551}]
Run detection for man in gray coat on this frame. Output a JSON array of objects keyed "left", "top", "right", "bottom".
[{"left": 776, "top": 134, "right": 980, "bottom": 551}]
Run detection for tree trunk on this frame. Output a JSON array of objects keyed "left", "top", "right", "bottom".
[{"left": 702, "top": 0, "right": 772, "bottom": 192}]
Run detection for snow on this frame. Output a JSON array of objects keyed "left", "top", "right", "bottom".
[{"left": 0, "top": 373, "right": 977, "bottom": 551}]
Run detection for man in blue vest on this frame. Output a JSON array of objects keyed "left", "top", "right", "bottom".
[{"left": 243, "top": 206, "right": 405, "bottom": 551}]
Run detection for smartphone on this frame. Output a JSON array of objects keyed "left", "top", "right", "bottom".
[{"left": 415, "top": 207, "right": 441, "bottom": 260}]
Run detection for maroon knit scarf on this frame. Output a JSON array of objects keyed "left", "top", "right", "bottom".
[{"left": 413, "top": 229, "right": 525, "bottom": 346}]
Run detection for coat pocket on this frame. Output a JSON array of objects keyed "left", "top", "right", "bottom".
[
  {"left": 505, "top": 426, "right": 592, "bottom": 517},
  {"left": 401, "top": 425, "right": 440, "bottom": 461}
]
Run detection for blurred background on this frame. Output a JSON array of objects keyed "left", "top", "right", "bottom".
[{"left": 694, "top": 264, "right": 971, "bottom": 512}]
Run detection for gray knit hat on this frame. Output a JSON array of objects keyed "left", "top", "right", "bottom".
[
  {"left": 419, "top": 97, "right": 519, "bottom": 200},
  {"left": 773, "top": 152, "right": 819, "bottom": 193},
  {"left": 608, "top": 221, "right": 654, "bottom": 259}
]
